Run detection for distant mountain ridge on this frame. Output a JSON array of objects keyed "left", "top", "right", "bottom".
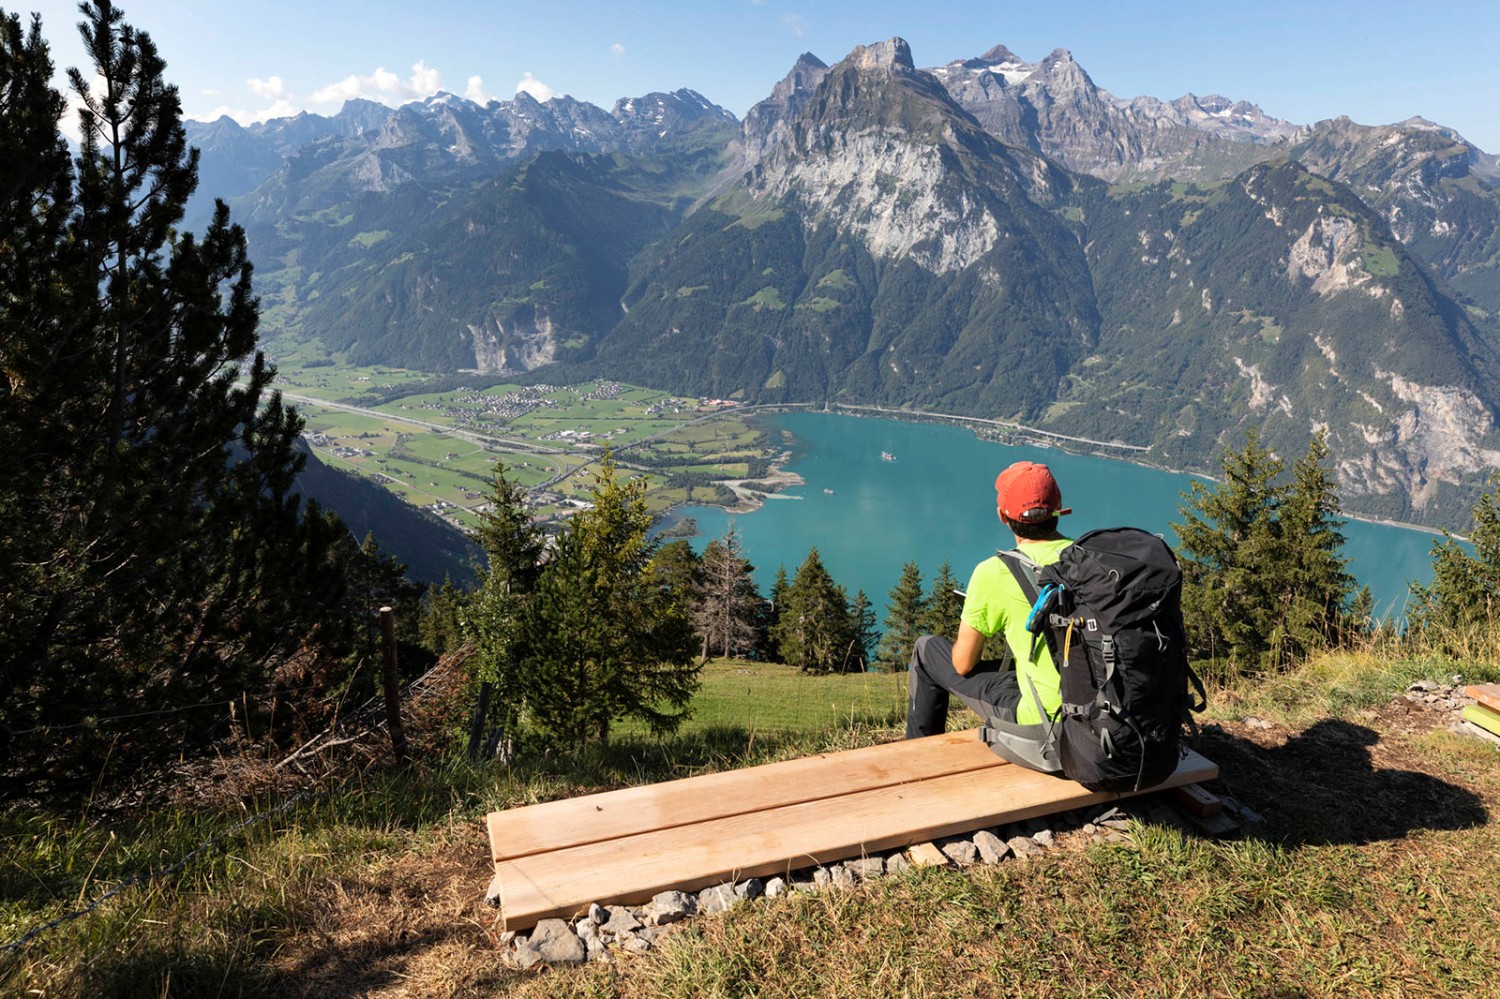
[{"left": 185, "top": 38, "right": 1500, "bottom": 530}]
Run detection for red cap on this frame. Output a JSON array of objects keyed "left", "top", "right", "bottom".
[{"left": 995, "top": 461, "right": 1071, "bottom": 523}]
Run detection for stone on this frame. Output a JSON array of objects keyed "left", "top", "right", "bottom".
[
  {"left": 973, "top": 829, "right": 1011, "bottom": 864},
  {"left": 765, "top": 876, "right": 789, "bottom": 898},
  {"left": 1081, "top": 822, "right": 1099, "bottom": 835},
  {"left": 576, "top": 920, "right": 598, "bottom": 942},
  {"left": 601, "top": 905, "right": 642, "bottom": 936},
  {"left": 699, "top": 883, "right": 737, "bottom": 914},
  {"left": 584, "top": 935, "right": 609, "bottom": 963},
  {"left": 885, "top": 851, "right": 911, "bottom": 874},
  {"left": 647, "top": 890, "right": 696, "bottom": 926},
  {"left": 511, "top": 939, "right": 544, "bottom": 970},
  {"left": 587, "top": 902, "right": 607, "bottom": 926},
  {"left": 1409, "top": 679, "right": 1440, "bottom": 692},
  {"left": 496, "top": 929, "right": 516, "bottom": 946},
  {"left": 530, "top": 918, "right": 586, "bottom": 964},
  {"left": 906, "top": 842, "right": 949, "bottom": 868},
  {"left": 1032, "top": 828, "right": 1055, "bottom": 848},
  {"left": 622, "top": 934, "right": 652, "bottom": 954},
  {"left": 1007, "top": 835, "right": 1039, "bottom": 858},
  {"left": 941, "top": 838, "right": 979, "bottom": 866},
  {"left": 830, "top": 865, "right": 857, "bottom": 889},
  {"left": 844, "top": 857, "right": 885, "bottom": 880},
  {"left": 735, "top": 877, "right": 766, "bottom": 901},
  {"left": 812, "top": 866, "right": 832, "bottom": 887}
]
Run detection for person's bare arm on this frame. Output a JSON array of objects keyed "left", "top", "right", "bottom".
[{"left": 951, "top": 621, "right": 987, "bottom": 676}]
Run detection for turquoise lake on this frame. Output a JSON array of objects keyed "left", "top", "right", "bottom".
[{"left": 669, "top": 412, "right": 1442, "bottom": 621}]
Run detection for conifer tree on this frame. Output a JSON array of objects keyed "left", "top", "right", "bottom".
[
  {"left": 922, "top": 560, "right": 963, "bottom": 638},
  {"left": 467, "top": 463, "right": 545, "bottom": 735},
  {"left": 1175, "top": 428, "right": 1360, "bottom": 676},
  {"left": 771, "top": 548, "right": 851, "bottom": 672},
  {"left": 1409, "top": 472, "right": 1500, "bottom": 649},
  {"left": 876, "top": 561, "right": 925, "bottom": 671},
  {"left": 760, "top": 565, "right": 790, "bottom": 662},
  {"left": 691, "top": 525, "right": 761, "bottom": 661},
  {"left": 1, "top": 2, "right": 351, "bottom": 780},
  {"left": 845, "top": 590, "right": 878, "bottom": 673},
  {"left": 514, "top": 455, "right": 698, "bottom": 744}
]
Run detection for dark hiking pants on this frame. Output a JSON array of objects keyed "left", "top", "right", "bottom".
[{"left": 905, "top": 634, "right": 1022, "bottom": 739}]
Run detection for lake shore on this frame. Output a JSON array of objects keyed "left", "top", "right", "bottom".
[{"left": 707, "top": 404, "right": 1456, "bottom": 540}]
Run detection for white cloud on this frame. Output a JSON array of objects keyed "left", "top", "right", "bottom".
[
  {"left": 515, "top": 72, "right": 561, "bottom": 102},
  {"left": 309, "top": 61, "right": 448, "bottom": 107},
  {"left": 610, "top": 43, "right": 625, "bottom": 57},
  {"left": 464, "top": 75, "right": 489, "bottom": 103},
  {"left": 248, "top": 75, "right": 288, "bottom": 101},
  {"left": 779, "top": 13, "right": 805, "bottom": 36},
  {"left": 201, "top": 87, "right": 223, "bottom": 97}
]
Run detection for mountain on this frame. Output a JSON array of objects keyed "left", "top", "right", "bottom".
[
  {"left": 189, "top": 37, "right": 1500, "bottom": 530},
  {"left": 292, "top": 444, "right": 479, "bottom": 585},
  {"left": 928, "top": 45, "right": 1296, "bottom": 184},
  {"left": 587, "top": 40, "right": 1500, "bottom": 527},
  {"left": 1288, "top": 116, "right": 1500, "bottom": 312},
  {"left": 595, "top": 39, "right": 1098, "bottom": 419},
  {"left": 212, "top": 89, "right": 740, "bottom": 371}
]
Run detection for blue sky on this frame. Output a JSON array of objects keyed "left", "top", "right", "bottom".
[{"left": 23, "top": 0, "right": 1500, "bottom": 152}]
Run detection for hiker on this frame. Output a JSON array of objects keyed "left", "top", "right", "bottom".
[{"left": 905, "top": 460, "right": 1071, "bottom": 755}]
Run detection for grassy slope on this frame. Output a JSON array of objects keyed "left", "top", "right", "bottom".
[{"left": 3, "top": 652, "right": 1498, "bottom": 997}]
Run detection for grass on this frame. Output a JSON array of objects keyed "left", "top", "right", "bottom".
[{"left": 5, "top": 641, "right": 1500, "bottom": 996}]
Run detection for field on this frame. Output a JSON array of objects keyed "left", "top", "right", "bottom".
[
  {"left": 618, "top": 660, "right": 909, "bottom": 737},
  {"left": 272, "top": 357, "right": 780, "bottom": 530},
  {"left": 5, "top": 648, "right": 1500, "bottom": 996}
]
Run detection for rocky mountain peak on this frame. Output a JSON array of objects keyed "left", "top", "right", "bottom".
[
  {"left": 975, "top": 43, "right": 1022, "bottom": 65},
  {"left": 848, "top": 37, "right": 914, "bottom": 72}
]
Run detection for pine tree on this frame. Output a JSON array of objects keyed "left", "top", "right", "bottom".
[
  {"left": 515, "top": 455, "right": 698, "bottom": 744},
  {"left": 876, "top": 561, "right": 925, "bottom": 671},
  {"left": 771, "top": 548, "right": 851, "bottom": 673},
  {"left": 1, "top": 3, "right": 351, "bottom": 781},
  {"left": 760, "top": 565, "right": 790, "bottom": 662},
  {"left": 1174, "top": 428, "right": 1360, "bottom": 677},
  {"left": 1280, "top": 431, "right": 1360, "bottom": 652},
  {"left": 845, "top": 590, "right": 878, "bottom": 673},
  {"left": 1409, "top": 472, "right": 1500, "bottom": 650},
  {"left": 691, "top": 525, "right": 761, "bottom": 661},
  {"left": 922, "top": 560, "right": 963, "bottom": 638}
]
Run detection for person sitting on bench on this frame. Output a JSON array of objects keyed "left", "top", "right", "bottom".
[{"left": 905, "top": 460, "right": 1072, "bottom": 769}]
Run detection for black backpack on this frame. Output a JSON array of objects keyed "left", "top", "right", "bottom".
[{"left": 991, "top": 527, "right": 1206, "bottom": 793}]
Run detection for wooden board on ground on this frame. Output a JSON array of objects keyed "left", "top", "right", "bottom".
[
  {"left": 487, "top": 729, "right": 1001, "bottom": 862},
  {"left": 484, "top": 729, "right": 1218, "bottom": 931},
  {"left": 1465, "top": 683, "right": 1500, "bottom": 715},
  {"left": 1461, "top": 703, "right": 1500, "bottom": 738}
]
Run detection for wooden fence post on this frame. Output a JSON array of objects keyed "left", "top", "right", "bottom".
[
  {"left": 467, "top": 681, "right": 493, "bottom": 761},
  {"left": 379, "top": 606, "right": 408, "bottom": 764}
]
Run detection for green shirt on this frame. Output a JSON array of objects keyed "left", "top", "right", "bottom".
[{"left": 960, "top": 537, "right": 1072, "bottom": 725}]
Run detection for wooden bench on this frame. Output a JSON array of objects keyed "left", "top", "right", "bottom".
[{"left": 485, "top": 728, "right": 1218, "bottom": 931}]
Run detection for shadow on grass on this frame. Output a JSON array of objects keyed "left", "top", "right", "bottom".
[{"left": 1197, "top": 718, "right": 1488, "bottom": 846}]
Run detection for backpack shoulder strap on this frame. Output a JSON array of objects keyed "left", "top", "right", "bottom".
[{"left": 996, "top": 548, "right": 1040, "bottom": 602}]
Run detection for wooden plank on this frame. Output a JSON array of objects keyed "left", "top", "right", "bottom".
[
  {"left": 487, "top": 729, "right": 1003, "bottom": 863},
  {"left": 1461, "top": 703, "right": 1500, "bottom": 738},
  {"left": 1465, "top": 683, "right": 1500, "bottom": 715},
  {"left": 493, "top": 749, "right": 1217, "bottom": 930},
  {"left": 1169, "top": 783, "right": 1223, "bottom": 817}
]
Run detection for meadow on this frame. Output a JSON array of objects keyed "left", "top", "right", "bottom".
[{"left": 4, "top": 645, "right": 1500, "bottom": 996}]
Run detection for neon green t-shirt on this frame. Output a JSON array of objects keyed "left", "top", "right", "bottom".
[{"left": 960, "top": 537, "right": 1072, "bottom": 725}]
